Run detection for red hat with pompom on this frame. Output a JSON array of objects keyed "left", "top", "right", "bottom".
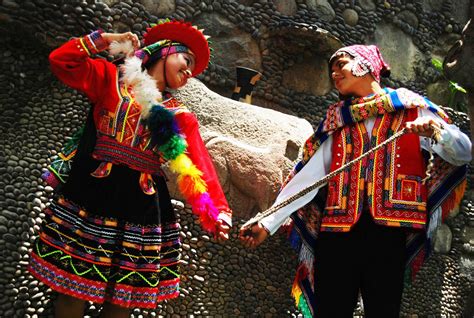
[{"left": 143, "top": 20, "right": 210, "bottom": 77}]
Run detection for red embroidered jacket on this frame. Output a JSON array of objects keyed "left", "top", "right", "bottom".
[
  {"left": 48, "top": 33, "right": 232, "bottom": 225},
  {"left": 322, "top": 109, "right": 426, "bottom": 231}
]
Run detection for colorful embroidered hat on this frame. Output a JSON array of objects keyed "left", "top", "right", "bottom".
[
  {"left": 329, "top": 44, "right": 391, "bottom": 82},
  {"left": 141, "top": 20, "right": 211, "bottom": 77}
]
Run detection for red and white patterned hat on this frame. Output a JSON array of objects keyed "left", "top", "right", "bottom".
[{"left": 329, "top": 44, "right": 391, "bottom": 82}]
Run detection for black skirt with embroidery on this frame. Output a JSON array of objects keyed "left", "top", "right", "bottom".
[{"left": 28, "top": 113, "right": 181, "bottom": 308}]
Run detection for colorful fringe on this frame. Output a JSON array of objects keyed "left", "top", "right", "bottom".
[
  {"left": 148, "top": 105, "right": 219, "bottom": 233},
  {"left": 291, "top": 282, "right": 313, "bottom": 318},
  {"left": 440, "top": 179, "right": 466, "bottom": 221}
]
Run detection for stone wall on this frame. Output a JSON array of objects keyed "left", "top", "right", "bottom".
[{"left": 0, "top": 0, "right": 472, "bottom": 317}]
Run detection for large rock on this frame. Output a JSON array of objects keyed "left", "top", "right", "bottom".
[
  {"left": 172, "top": 79, "right": 313, "bottom": 218},
  {"left": 193, "top": 13, "right": 262, "bottom": 72},
  {"left": 282, "top": 54, "right": 332, "bottom": 95},
  {"left": 367, "top": 22, "right": 421, "bottom": 82},
  {"left": 358, "top": 0, "right": 376, "bottom": 11},
  {"left": 451, "top": 0, "right": 471, "bottom": 26},
  {"left": 426, "top": 80, "right": 452, "bottom": 106},
  {"left": 305, "top": 0, "right": 336, "bottom": 21},
  {"left": 140, "top": 0, "right": 176, "bottom": 16},
  {"left": 420, "top": 0, "right": 444, "bottom": 11}
]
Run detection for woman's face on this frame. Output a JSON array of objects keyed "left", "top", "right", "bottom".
[
  {"left": 149, "top": 51, "right": 196, "bottom": 89},
  {"left": 330, "top": 55, "right": 360, "bottom": 96}
]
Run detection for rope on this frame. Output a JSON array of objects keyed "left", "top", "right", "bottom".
[{"left": 241, "top": 125, "right": 441, "bottom": 229}]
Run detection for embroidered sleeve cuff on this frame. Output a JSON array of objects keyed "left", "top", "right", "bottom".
[
  {"left": 426, "top": 121, "right": 472, "bottom": 165},
  {"left": 259, "top": 217, "right": 280, "bottom": 236},
  {"left": 79, "top": 30, "right": 107, "bottom": 56},
  {"left": 218, "top": 210, "right": 232, "bottom": 227}
]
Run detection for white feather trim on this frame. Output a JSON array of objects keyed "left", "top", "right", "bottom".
[
  {"left": 120, "top": 56, "right": 162, "bottom": 118},
  {"left": 109, "top": 40, "right": 134, "bottom": 56}
]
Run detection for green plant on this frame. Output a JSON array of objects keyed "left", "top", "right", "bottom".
[{"left": 431, "top": 58, "right": 468, "bottom": 112}]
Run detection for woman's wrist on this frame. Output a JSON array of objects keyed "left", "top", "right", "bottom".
[{"left": 81, "top": 30, "right": 107, "bottom": 55}]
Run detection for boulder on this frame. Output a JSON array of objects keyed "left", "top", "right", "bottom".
[
  {"left": 305, "top": 0, "right": 336, "bottom": 21},
  {"left": 367, "top": 22, "right": 421, "bottom": 82},
  {"left": 193, "top": 13, "right": 262, "bottom": 72},
  {"left": 171, "top": 79, "right": 313, "bottom": 218}
]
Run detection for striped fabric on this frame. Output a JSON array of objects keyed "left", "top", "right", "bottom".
[
  {"left": 284, "top": 88, "right": 466, "bottom": 317},
  {"left": 28, "top": 197, "right": 181, "bottom": 308}
]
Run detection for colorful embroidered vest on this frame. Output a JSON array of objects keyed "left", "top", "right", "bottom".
[
  {"left": 91, "top": 80, "right": 180, "bottom": 194},
  {"left": 322, "top": 109, "right": 427, "bottom": 232}
]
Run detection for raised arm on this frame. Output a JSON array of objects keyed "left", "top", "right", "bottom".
[{"left": 49, "top": 31, "right": 139, "bottom": 104}]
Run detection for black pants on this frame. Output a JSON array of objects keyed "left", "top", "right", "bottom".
[{"left": 313, "top": 211, "right": 406, "bottom": 318}]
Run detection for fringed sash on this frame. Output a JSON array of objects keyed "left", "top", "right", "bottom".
[{"left": 284, "top": 88, "right": 467, "bottom": 317}]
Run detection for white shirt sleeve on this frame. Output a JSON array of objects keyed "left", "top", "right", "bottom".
[
  {"left": 418, "top": 108, "right": 472, "bottom": 166},
  {"left": 260, "top": 135, "right": 333, "bottom": 235}
]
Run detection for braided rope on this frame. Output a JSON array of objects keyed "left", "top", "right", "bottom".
[{"left": 242, "top": 125, "right": 441, "bottom": 229}]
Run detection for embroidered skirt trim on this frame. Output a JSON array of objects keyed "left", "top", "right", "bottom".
[{"left": 28, "top": 198, "right": 181, "bottom": 308}]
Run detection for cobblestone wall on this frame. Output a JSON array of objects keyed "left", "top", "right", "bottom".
[{"left": 0, "top": 0, "right": 472, "bottom": 317}]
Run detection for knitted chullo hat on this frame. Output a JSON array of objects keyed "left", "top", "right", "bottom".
[{"left": 329, "top": 44, "right": 391, "bottom": 82}]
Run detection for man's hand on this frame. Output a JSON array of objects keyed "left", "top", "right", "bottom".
[
  {"left": 239, "top": 223, "right": 269, "bottom": 249},
  {"left": 215, "top": 219, "right": 230, "bottom": 243},
  {"left": 405, "top": 116, "right": 442, "bottom": 138}
]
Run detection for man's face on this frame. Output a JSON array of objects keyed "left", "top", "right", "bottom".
[{"left": 330, "top": 55, "right": 360, "bottom": 96}]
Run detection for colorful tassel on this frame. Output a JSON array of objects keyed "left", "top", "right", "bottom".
[
  {"left": 146, "top": 104, "right": 220, "bottom": 233},
  {"left": 441, "top": 179, "right": 466, "bottom": 221},
  {"left": 148, "top": 104, "right": 181, "bottom": 147},
  {"left": 139, "top": 172, "right": 156, "bottom": 195},
  {"left": 120, "top": 46, "right": 221, "bottom": 234},
  {"left": 158, "top": 134, "right": 187, "bottom": 160},
  {"left": 90, "top": 162, "right": 113, "bottom": 178},
  {"left": 169, "top": 153, "right": 218, "bottom": 232},
  {"left": 177, "top": 174, "right": 207, "bottom": 199},
  {"left": 291, "top": 282, "right": 302, "bottom": 306},
  {"left": 297, "top": 295, "right": 313, "bottom": 318},
  {"left": 291, "top": 278, "right": 313, "bottom": 318},
  {"left": 287, "top": 225, "right": 302, "bottom": 251},
  {"left": 166, "top": 152, "right": 218, "bottom": 232},
  {"left": 188, "top": 192, "right": 220, "bottom": 232}
]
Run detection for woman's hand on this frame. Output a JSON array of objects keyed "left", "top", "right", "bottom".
[
  {"left": 239, "top": 223, "right": 269, "bottom": 249},
  {"left": 215, "top": 219, "right": 230, "bottom": 243},
  {"left": 102, "top": 32, "right": 140, "bottom": 50},
  {"left": 405, "top": 116, "right": 442, "bottom": 138}
]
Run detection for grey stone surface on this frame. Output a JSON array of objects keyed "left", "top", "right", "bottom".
[
  {"left": 368, "top": 22, "right": 422, "bottom": 82},
  {"left": 434, "top": 223, "right": 453, "bottom": 254},
  {"left": 172, "top": 79, "right": 313, "bottom": 217},
  {"left": 305, "top": 0, "right": 335, "bottom": 22}
]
